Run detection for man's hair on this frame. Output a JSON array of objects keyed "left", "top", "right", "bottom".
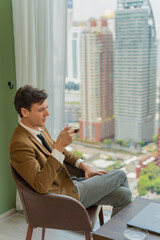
[{"left": 14, "top": 85, "right": 48, "bottom": 117}]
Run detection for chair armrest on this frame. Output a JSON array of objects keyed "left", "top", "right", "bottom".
[
  {"left": 64, "top": 162, "right": 85, "bottom": 177},
  {"left": 21, "top": 185, "right": 92, "bottom": 231}
]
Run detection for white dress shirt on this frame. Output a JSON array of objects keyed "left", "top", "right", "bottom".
[{"left": 19, "top": 122, "right": 84, "bottom": 168}]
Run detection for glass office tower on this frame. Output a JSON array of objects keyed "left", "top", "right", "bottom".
[{"left": 114, "top": 0, "right": 157, "bottom": 142}]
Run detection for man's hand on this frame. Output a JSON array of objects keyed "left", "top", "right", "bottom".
[
  {"left": 85, "top": 167, "right": 109, "bottom": 179},
  {"left": 54, "top": 126, "right": 75, "bottom": 153},
  {"left": 79, "top": 162, "right": 108, "bottom": 179}
]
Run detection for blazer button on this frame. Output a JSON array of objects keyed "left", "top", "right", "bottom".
[
  {"left": 65, "top": 175, "right": 69, "bottom": 179},
  {"left": 72, "top": 189, "right": 76, "bottom": 194}
]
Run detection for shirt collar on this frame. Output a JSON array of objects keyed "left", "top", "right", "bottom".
[{"left": 19, "top": 121, "right": 43, "bottom": 138}]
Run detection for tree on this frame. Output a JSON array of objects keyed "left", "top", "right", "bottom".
[
  {"left": 138, "top": 162, "right": 160, "bottom": 195},
  {"left": 152, "top": 178, "right": 160, "bottom": 193},
  {"left": 140, "top": 162, "right": 160, "bottom": 180},
  {"left": 152, "top": 135, "right": 158, "bottom": 144},
  {"left": 139, "top": 141, "right": 146, "bottom": 147},
  {"left": 115, "top": 140, "right": 124, "bottom": 146},
  {"left": 138, "top": 175, "right": 150, "bottom": 196}
]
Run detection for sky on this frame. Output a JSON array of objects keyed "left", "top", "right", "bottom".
[{"left": 73, "top": 0, "right": 160, "bottom": 39}]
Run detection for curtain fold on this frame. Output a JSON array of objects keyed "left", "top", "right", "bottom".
[
  {"left": 12, "top": 0, "right": 67, "bottom": 139},
  {"left": 12, "top": 0, "right": 67, "bottom": 210}
]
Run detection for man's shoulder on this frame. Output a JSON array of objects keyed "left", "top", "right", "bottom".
[{"left": 11, "top": 124, "right": 31, "bottom": 143}]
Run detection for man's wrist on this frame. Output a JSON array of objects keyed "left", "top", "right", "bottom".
[
  {"left": 54, "top": 142, "right": 64, "bottom": 153},
  {"left": 79, "top": 161, "right": 91, "bottom": 171}
]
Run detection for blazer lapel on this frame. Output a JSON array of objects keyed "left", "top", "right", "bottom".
[
  {"left": 41, "top": 131, "right": 54, "bottom": 151},
  {"left": 18, "top": 124, "right": 51, "bottom": 155},
  {"left": 29, "top": 135, "right": 51, "bottom": 155}
]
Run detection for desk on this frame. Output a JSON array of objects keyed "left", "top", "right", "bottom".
[{"left": 93, "top": 197, "right": 160, "bottom": 240}]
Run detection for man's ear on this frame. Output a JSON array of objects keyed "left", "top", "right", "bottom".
[{"left": 21, "top": 108, "right": 29, "bottom": 117}]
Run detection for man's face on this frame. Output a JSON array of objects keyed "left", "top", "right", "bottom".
[{"left": 21, "top": 100, "right": 49, "bottom": 130}]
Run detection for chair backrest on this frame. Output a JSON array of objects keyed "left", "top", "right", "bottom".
[{"left": 11, "top": 165, "right": 40, "bottom": 225}]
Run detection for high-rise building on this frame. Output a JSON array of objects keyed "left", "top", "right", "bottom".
[
  {"left": 102, "top": 11, "right": 115, "bottom": 39},
  {"left": 66, "top": 27, "right": 87, "bottom": 84},
  {"left": 79, "top": 19, "right": 114, "bottom": 142},
  {"left": 114, "top": 0, "right": 157, "bottom": 142},
  {"left": 67, "top": 0, "right": 73, "bottom": 33}
]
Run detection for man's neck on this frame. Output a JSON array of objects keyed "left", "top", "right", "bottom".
[{"left": 20, "top": 119, "right": 39, "bottom": 131}]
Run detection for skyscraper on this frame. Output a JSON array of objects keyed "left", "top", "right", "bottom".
[
  {"left": 79, "top": 19, "right": 114, "bottom": 142},
  {"left": 66, "top": 27, "right": 87, "bottom": 84},
  {"left": 67, "top": 0, "right": 73, "bottom": 33},
  {"left": 114, "top": 0, "right": 157, "bottom": 142}
]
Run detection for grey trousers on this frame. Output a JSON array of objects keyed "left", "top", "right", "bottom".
[{"left": 73, "top": 169, "right": 132, "bottom": 217}]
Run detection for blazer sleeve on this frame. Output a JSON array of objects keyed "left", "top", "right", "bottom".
[
  {"left": 63, "top": 148, "right": 80, "bottom": 166},
  {"left": 43, "top": 127, "right": 80, "bottom": 167},
  {"left": 10, "top": 140, "right": 63, "bottom": 194}
]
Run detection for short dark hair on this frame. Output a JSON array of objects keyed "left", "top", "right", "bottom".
[{"left": 14, "top": 85, "right": 48, "bottom": 117}]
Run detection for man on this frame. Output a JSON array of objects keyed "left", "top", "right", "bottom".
[{"left": 10, "top": 85, "right": 132, "bottom": 217}]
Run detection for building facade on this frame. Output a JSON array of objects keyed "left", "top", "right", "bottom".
[
  {"left": 114, "top": 0, "right": 157, "bottom": 142},
  {"left": 79, "top": 19, "right": 114, "bottom": 142},
  {"left": 66, "top": 27, "right": 87, "bottom": 84},
  {"left": 67, "top": 0, "right": 73, "bottom": 33}
]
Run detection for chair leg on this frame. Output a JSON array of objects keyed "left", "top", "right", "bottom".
[
  {"left": 26, "top": 225, "right": 33, "bottom": 240},
  {"left": 84, "top": 232, "right": 92, "bottom": 240},
  {"left": 99, "top": 207, "right": 104, "bottom": 226},
  {"left": 42, "top": 228, "right": 46, "bottom": 240}
]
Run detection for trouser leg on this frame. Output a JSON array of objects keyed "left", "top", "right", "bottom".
[
  {"left": 95, "top": 186, "right": 132, "bottom": 217},
  {"left": 74, "top": 169, "right": 132, "bottom": 216}
]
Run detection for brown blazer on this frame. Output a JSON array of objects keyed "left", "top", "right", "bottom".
[{"left": 10, "top": 124, "right": 80, "bottom": 201}]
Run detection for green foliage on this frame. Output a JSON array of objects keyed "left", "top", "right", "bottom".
[
  {"left": 138, "top": 162, "right": 160, "bottom": 196},
  {"left": 152, "top": 178, "right": 160, "bottom": 193},
  {"left": 106, "top": 155, "right": 113, "bottom": 160},
  {"left": 103, "top": 139, "right": 113, "bottom": 145},
  {"left": 122, "top": 141, "right": 128, "bottom": 147},
  {"left": 152, "top": 135, "right": 158, "bottom": 144},
  {"left": 115, "top": 139, "right": 128, "bottom": 146},
  {"left": 139, "top": 141, "right": 146, "bottom": 147},
  {"left": 72, "top": 150, "right": 83, "bottom": 158},
  {"left": 138, "top": 175, "right": 151, "bottom": 196},
  {"left": 140, "top": 162, "right": 160, "bottom": 180},
  {"left": 106, "top": 161, "right": 124, "bottom": 171},
  {"left": 115, "top": 139, "right": 124, "bottom": 145}
]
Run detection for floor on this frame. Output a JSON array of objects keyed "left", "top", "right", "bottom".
[{"left": 0, "top": 210, "right": 111, "bottom": 240}]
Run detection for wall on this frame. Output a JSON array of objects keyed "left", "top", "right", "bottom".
[{"left": 0, "top": 0, "right": 17, "bottom": 214}]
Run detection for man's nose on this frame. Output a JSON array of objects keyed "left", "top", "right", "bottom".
[{"left": 45, "top": 109, "right": 49, "bottom": 116}]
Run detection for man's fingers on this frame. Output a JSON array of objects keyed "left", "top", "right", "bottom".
[
  {"left": 62, "top": 126, "right": 71, "bottom": 132},
  {"left": 99, "top": 170, "right": 109, "bottom": 174}
]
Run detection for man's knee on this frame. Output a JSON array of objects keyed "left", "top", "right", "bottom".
[
  {"left": 119, "top": 187, "right": 132, "bottom": 204},
  {"left": 112, "top": 169, "right": 127, "bottom": 181}
]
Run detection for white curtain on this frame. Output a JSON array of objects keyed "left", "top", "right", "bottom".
[
  {"left": 12, "top": 0, "right": 67, "bottom": 210},
  {"left": 12, "top": 0, "right": 67, "bottom": 139}
]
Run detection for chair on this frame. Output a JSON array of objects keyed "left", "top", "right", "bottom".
[{"left": 11, "top": 164, "right": 104, "bottom": 240}]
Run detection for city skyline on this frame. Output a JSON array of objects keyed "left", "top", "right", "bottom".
[
  {"left": 67, "top": 0, "right": 158, "bottom": 143},
  {"left": 73, "top": 0, "right": 160, "bottom": 39}
]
